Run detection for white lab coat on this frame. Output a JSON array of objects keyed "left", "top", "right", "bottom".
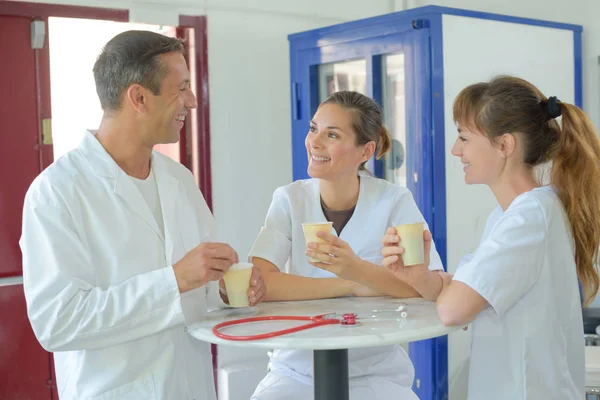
[
  {"left": 249, "top": 175, "right": 443, "bottom": 400},
  {"left": 20, "top": 131, "right": 219, "bottom": 400},
  {"left": 453, "top": 186, "right": 584, "bottom": 399}
]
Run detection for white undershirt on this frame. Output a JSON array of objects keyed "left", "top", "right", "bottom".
[{"left": 130, "top": 168, "right": 164, "bottom": 236}]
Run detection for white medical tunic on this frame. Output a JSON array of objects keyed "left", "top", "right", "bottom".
[
  {"left": 20, "top": 131, "right": 220, "bottom": 400},
  {"left": 453, "top": 186, "right": 584, "bottom": 399},
  {"left": 249, "top": 175, "right": 443, "bottom": 399}
]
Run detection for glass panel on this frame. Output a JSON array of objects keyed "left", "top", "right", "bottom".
[
  {"left": 381, "top": 53, "right": 407, "bottom": 186},
  {"left": 318, "top": 59, "right": 367, "bottom": 101}
]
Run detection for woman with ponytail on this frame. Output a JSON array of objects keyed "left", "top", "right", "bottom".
[
  {"left": 249, "top": 91, "right": 443, "bottom": 399},
  {"left": 382, "top": 76, "right": 600, "bottom": 399}
]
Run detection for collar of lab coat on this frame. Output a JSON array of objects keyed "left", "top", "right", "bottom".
[{"left": 78, "top": 131, "right": 180, "bottom": 249}]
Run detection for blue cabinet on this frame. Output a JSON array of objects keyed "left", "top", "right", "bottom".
[{"left": 288, "top": 6, "right": 582, "bottom": 399}]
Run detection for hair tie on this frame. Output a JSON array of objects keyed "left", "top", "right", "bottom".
[{"left": 545, "top": 96, "right": 562, "bottom": 119}]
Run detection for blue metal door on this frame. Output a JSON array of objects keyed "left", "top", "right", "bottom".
[{"left": 289, "top": 17, "right": 447, "bottom": 400}]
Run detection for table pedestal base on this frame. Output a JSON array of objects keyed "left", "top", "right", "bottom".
[{"left": 313, "top": 349, "right": 349, "bottom": 400}]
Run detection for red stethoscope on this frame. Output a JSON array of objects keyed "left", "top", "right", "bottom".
[
  {"left": 212, "top": 312, "right": 357, "bottom": 341},
  {"left": 212, "top": 308, "right": 408, "bottom": 341}
]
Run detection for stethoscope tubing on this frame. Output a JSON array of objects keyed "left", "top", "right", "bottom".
[{"left": 212, "top": 314, "right": 341, "bottom": 341}]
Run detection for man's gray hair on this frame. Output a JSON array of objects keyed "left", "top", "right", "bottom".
[{"left": 93, "top": 30, "right": 184, "bottom": 111}]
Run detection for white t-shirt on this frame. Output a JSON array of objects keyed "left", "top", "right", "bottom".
[
  {"left": 249, "top": 175, "right": 443, "bottom": 386},
  {"left": 130, "top": 167, "right": 165, "bottom": 236},
  {"left": 453, "top": 186, "right": 584, "bottom": 399}
]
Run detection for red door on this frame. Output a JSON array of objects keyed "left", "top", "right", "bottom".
[
  {"left": 0, "top": 15, "right": 53, "bottom": 399},
  {"left": 0, "top": 16, "right": 43, "bottom": 278},
  {"left": 0, "top": 285, "right": 52, "bottom": 399}
]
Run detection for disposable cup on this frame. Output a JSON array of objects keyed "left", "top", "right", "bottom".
[
  {"left": 301, "top": 222, "right": 334, "bottom": 263},
  {"left": 393, "top": 222, "right": 425, "bottom": 266},
  {"left": 223, "top": 262, "right": 253, "bottom": 307}
]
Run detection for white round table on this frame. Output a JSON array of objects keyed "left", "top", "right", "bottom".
[{"left": 188, "top": 296, "right": 461, "bottom": 400}]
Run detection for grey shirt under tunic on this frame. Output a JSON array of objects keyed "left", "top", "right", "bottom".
[{"left": 320, "top": 198, "right": 355, "bottom": 235}]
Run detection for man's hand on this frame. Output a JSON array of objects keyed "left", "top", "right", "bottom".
[
  {"left": 218, "top": 266, "right": 266, "bottom": 306},
  {"left": 173, "top": 242, "right": 238, "bottom": 293}
]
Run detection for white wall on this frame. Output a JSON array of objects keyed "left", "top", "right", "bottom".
[{"left": 207, "top": 8, "right": 336, "bottom": 255}]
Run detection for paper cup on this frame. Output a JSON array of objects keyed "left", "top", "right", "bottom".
[
  {"left": 301, "top": 222, "right": 334, "bottom": 263},
  {"left": 393, "top": 222, "right": 425, "bottom": 266},
  {"left": 223, "top": 262, "right": 253, "bottom": 307}
]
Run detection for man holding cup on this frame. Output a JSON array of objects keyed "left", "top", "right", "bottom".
[
  {"left": 220, "top": 262, "right": 265, "bottom": 307},
  {"left": 20, "top": 30, "right": 265, "bottom": 400}
]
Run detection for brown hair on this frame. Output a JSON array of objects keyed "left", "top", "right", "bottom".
[
  {"left": 320, "top": 91, "right": 391, "bottom": 170},
  {"left": 93, "top": 30, "right": 185, "bottom": 111},
  {"left": 453, "top": 75, "right": 600, "bottom": 305}
]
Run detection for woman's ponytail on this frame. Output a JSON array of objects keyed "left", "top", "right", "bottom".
[{"left": 551, "top": 102, "right": 600, "bottom": 305}]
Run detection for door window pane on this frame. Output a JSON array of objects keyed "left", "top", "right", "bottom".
[
  {"left": 318, "top": 59, "right": 367, "bottom": 101},
  {"left": 381, "top": 53, "right": 407, "bottom": 186}
]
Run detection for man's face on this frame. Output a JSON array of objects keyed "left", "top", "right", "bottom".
[{"left": 145, "top": 52, "right": 197, "bottom": 145}]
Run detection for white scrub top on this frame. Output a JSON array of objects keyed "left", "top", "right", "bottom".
[
  {"left": 453, "top": 186, "right": 584, "bottom": 399},
  {"left": 20, "top": 131, "right": 220, "bottom": 400},
  {"left": 249, "top": 175, "right": 443, "bottom": 388}
]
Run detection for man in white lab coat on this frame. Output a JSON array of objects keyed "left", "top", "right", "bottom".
[{"left": 19, "top": 30, "right": 265, "bottom": 400}]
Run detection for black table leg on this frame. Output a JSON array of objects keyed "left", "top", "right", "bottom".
[{"left": 313, "top": 349, "right": 349, "bottom": 400}]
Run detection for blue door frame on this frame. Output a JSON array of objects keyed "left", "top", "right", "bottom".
[{"left": 288, "top": 6, "right": 583, "bottom": 400}]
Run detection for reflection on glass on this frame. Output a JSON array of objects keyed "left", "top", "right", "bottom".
[
  {"left": 318, "top": 59, "right": 367, "bottom": 101},
  {"left": 382, "top": 53, "right": 407, "bottom": 187}
]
